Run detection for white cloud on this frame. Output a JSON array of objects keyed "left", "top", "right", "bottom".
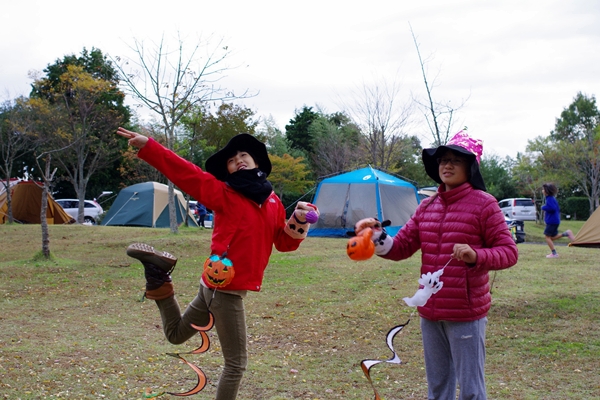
[{"left": 1, "top": 0, "right": 598, "bottom": 158}]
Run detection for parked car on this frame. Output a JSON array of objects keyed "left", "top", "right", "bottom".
[
  {"left": 498, "top": 198, "right": 536, "bottom": 221},
  {"left": 55, "top": 199, "right": 103, "bottom": 225},
  {"left": 505, "top": 217, "right": 526, "bottom": 243},
  {"left": 188, "top": 200, "right": 198, "bottom": 216},
  {"left": 188, "top": 201, "right": 201, "bottom": 222}
]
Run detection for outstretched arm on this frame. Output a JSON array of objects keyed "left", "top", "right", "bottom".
[{"left": 116, "top": 127, "right": 149, "bottom": 149}]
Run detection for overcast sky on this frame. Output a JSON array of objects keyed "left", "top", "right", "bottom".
[{"left": 2, "top": 0, "right": 599, "bottom": 159}]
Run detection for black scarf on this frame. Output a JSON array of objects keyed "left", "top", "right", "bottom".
[{"left": 226, "top": 168, "right": 273, "bottom": 205}]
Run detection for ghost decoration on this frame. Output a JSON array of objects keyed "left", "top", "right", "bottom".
[{"left": 403, "top": 268, "right": 445, "bottom": 307}]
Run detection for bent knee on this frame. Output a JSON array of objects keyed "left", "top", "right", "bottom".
[
  {"left": 164, "top": 331, "right": 198, "bottom": 345},
  {"left": 166, "top": 337, "right": 187, "bottom": 345}
]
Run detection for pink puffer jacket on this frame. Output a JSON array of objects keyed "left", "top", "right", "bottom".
[{"left": 383, "top": 182, "right": 518, "bottom": 321}]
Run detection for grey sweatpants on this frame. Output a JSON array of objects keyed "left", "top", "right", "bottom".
[
  {"left": 156, "top": 285, "right": 248, "bottom": 400},
  {"left": 421, "top": 317, "right": 488, "bottom": 400}
]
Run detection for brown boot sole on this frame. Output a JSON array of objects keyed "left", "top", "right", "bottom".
[{"left": 126, "top": 243, "right": 177, "bottom": 273}]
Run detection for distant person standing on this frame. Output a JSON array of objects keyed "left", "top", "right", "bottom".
[
  {"left": 541, "top": 183, "right": 575, "bottom": 258},
  {"left": 197, "top": 202, "right": 207, "bottom": 227}
]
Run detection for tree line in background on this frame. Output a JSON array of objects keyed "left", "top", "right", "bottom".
[{"left": 2, "top": 41, "right": 600, "bottom": 242}]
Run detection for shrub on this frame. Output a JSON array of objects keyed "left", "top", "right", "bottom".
[{"left": 564, "top": 197, "right": 590, "bottom": 220}]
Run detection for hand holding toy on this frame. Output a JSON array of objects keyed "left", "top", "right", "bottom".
[
  {"left": 293, "top": 201, "right": 319, "bottom": 223},
  {"left": 354, "top": 218, "right": 391, "bottom": 242},
  {"left": 355, "top": 217, "right": 383, "bottom": 234},
  {"left": 351, "top": 218, "right": 393, "bottom": 256},
  {"left": 285, "top": 202, "right": 319, "bottom": 239}
]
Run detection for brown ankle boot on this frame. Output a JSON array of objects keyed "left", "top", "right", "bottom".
[
  {"left": 127, "top": 243, "right": 177, "bottom": 274},
  {"left": 145, "top": 281, "right": 174, "bottom": 300},
  {"left": 143, "top": 262, "right": 175, "bottom": 300},
  {"left": 126, "top": 243, "right": 177, "bottom": 300}
]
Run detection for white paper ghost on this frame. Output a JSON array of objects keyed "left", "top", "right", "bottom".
[{"left": 403, "top": 268, "right": 444, "bottom": 307}]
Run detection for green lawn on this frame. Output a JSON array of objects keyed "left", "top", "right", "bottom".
[
  {"left": 521, "top": 219, "right": 585, "bottom": 244},
  {"left": 0, "top": 224, "right": 599, "bottom": 399}
]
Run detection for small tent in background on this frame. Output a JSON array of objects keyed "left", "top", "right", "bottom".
[
  {"left": 0, "top": 180, "right": 74, "bottom": 224},
  {"left": 569, "top": 207, "right": 600, "bottom": 248},
  {"left": 0, "top": 178, "right": 21, "bottom": 196},
  {"left": 307, "top": 166, "right": 420, "bottom": 237},
  {"left": 101, "top": 181, "right": 198, "bottom": 228}
]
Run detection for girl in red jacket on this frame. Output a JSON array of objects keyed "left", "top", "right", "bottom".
[
  {"left": 356, "top": 130, "right": 518, "bottom": 400},
  {"left": 116, "top": 128, "right": 317, "bottom": 400}
]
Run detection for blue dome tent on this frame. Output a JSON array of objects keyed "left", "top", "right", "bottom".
[{"left": 307, "top": 167, "right": 420, "bottom": 237}]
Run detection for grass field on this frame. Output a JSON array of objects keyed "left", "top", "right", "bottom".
[
  {"left": 1, "top": 223, "right": 599, "bottom": 399},
  {"left": 520, "top": 219, "right": 582, "bottom": 244}
]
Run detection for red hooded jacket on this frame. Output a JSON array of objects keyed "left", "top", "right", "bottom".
[
  {"left": 383, "top": 182, "right": 518, "bottom": 321},
  {"left": 137, "top": 138, "right": 303, "bottom": 291}
]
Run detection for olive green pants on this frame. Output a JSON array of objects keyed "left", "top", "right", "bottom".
[{"left": 156, "top": 285, "right": 247, "bottom": 400}]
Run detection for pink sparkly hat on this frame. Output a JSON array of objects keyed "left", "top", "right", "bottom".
[{"left": 422, "top": 130, "right": 487, "bottom": 191}]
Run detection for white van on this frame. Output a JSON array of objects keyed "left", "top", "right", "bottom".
[{"left": 498, "top": 198, "right": 537, "bottom": 221}]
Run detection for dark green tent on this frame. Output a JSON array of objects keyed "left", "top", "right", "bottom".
[{"left": 101, "top": 182, "right": 198, "bottom": 227}]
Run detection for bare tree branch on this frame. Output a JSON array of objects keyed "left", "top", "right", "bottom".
[
  {"left": 112, "top": 32, "right": 256, "bottom": 233},
  {"left": 342, "top": 77, "right": 413, "bottom": 170},
  {"left": 409, "top": 23, "right": 469, "bottom": 147}
]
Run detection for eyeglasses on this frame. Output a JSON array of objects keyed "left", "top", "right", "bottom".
[{"left": 437, "top": 158, "right": 465, "bottom": 166}]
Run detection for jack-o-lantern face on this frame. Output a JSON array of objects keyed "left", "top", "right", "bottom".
[
  {"left": 203, "top": 255, "right": 235, "bottom": 288},
  {"left": 346, "top": 228, "right": 375, "bottom": 261}
]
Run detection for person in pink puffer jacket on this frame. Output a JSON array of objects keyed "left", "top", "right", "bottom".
[{"left": 356, "top": 130, "right": 518, "bottom": 400}]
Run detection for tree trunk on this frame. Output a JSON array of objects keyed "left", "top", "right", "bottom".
[
  {"left": 168, "top": 180, "right": 178, "bottom": 234},
  {"left": 2, "top": 177, "right": 15, "bottom": 224},
  {"left": 40, "top": 157, "right": 52, "bottom": 259}
]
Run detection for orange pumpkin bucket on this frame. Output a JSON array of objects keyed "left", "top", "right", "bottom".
[
  {"left": 346, "top": 227, "right": 375, "bottom": 261},
  {"left": 202, "top": 255, "right": 235, "bottom": 288}
]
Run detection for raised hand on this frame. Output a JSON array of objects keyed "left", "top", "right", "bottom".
[{"left": 116, "top": 127, "right": 149, "bottom": 149}]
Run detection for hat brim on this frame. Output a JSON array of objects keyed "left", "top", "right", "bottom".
[
  {"left": 422, "top": 145, "right": 486, "bottom": 191},
  {"left": 205, "top": 134, "right": 272, "bottom": 181}
]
